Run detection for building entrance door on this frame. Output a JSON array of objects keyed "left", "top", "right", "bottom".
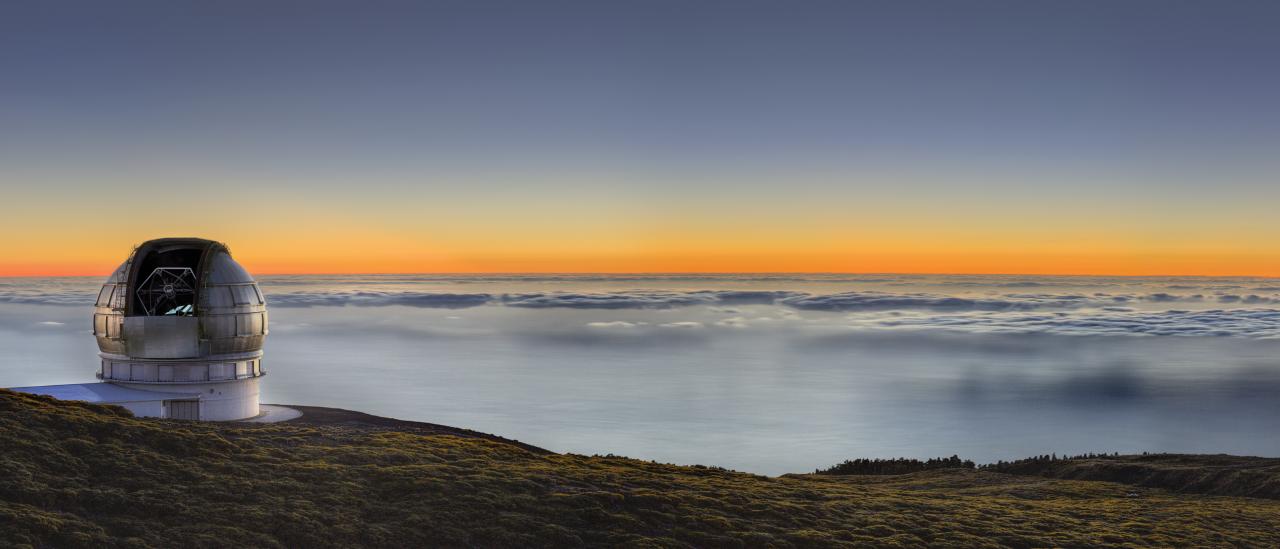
[{"left": 166, "top": 400, "right": 200, "bottom": 420}]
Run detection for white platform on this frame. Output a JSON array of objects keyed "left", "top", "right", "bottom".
[
  {"left": 242, "top": 404, "right": 303, "bottom": 423},
  {"left": 10, "top": 381, "right": 266, "bottom": 421},
  {"left": 9, "top": 382, "right": 198, "bottom": 403}
]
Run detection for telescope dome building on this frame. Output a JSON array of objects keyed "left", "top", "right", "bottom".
[
  {"left": 10, "top": 238, "right": 270, "bottom": 421},
  {"left": 91, "top": 238, "right": 269, "bottom": 420}
]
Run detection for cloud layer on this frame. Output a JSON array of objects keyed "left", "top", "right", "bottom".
[
  {"left": 845, "top": 308, "right": 1280, "bottom": 338},
  {"left": 5, "top": 275, "right": 1280, "bottom": 339},
  {"left": 269, "top": 291, "right": 493, "bottom": 309},
  {"left": 267, "top": 290, "right": 815, "bottom": 310},
  {"left": 501, "top": 290, "right": 805, "bottom": 309},
  {"left": 780, "top": 291, "right": 1096, "bottom": 312}
]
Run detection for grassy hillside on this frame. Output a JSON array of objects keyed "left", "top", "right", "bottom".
[{"left": 3, "top": 390, "right": 1280, "bottom": 548}]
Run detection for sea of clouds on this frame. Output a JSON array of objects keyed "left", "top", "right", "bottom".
[
  {"left": 6, "top": 274, "right": 1280, "bottom": 339},
  {"left": 5, "top": 274, "right": 1280, "bottom": 473}
]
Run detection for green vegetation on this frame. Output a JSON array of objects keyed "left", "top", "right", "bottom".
[{"left": 3, "top": 390, "right": 1280, "bottom": 548}]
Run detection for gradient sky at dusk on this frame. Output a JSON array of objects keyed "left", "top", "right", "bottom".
[{"left": 3, "top": 1, "right": 1279, "bottom": 275}]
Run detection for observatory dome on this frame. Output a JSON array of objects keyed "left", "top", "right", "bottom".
[{"left": 92, "top": 238, "right": 268, "bottom": 420}]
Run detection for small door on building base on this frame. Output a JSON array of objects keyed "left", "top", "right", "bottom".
[{"left": 166, "top": 400, "right": 200, "bottom": 420}]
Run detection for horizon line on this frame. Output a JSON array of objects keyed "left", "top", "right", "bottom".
[{"left": 2, "top": 270, "right": 1278, "bottom": 280}]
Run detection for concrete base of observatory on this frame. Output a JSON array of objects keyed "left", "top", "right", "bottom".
[
  {"left": 9, "top": 378, "right": 261, "bottom": 421},
  {"left": 113, "top": 377, "right": 261, "bottom": 421}
]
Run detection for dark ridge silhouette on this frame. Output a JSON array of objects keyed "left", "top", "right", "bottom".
[
  {"left": 813, "top": 455, "right": 976, "bottom": 476},
  {"left": 812, "top": 451, "right": 1280, "bottom": 500},
  {"left": 980, "top": 452, "right": 1280, "bottom": 500}
]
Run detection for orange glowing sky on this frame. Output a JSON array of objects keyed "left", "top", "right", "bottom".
[{"left": 2, "top": 174, "right": 1278, "bottom": 277}]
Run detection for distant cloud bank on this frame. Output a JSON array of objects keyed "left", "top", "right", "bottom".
[
  {"left": 779, "top": 292, "right": 1092, "bottom": 312},
  {"left": 5, "top": 274, "right": 1280, "bottom": 339},
  {"left": 845, "top": 309, "right": 1280, "bottom": 338},
  {"left": 269, "top": 291, "right": 492, "bottom": 309}
]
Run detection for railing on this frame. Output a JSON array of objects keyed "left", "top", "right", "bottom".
[{"left": 99, "top": 360, "right": 265, "bottom": 384}]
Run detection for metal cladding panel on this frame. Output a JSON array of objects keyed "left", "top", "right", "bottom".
[
  {"left": 205, "top": 252, "right": 254, "bottom": 284},
  {"left": 94, "top": 262, "right": 132, "bottom": 354},
  {"left": 123, "top": 316, "right": 201, "bottom": 358},
  {"left": 95, "top": 286, "right": 113, "bottom": 307},
  {"left": 201, "top": 285, "right": 238, "bottom": 309},
  {"left": 106, "top": 261, "right": 129, "bottom": 284},
  {"left": 207, "top": 334, "right": 265, "bottom": 355},
  {"left": 248, "top": 312, "right": 264, "bottom": 335},
  {"left": 93, "top": 283, "right": 128, "bottom": 310},
  {"left": 94, "top": 314, "right": 126, "bottom": 354},
  {"left": 201, "top": 314, "right": 237, "bottom": 339},
  {"left": 105, "top": 316, "right": 123, "bottom": 338},
  {"left": 209, "top": 363, "right": 233, "bottom": 380},
  {"left": 232, "top": 285, "right": 257, "bottom": 306},
  {"left": 200, "top": 285, "right": 266, "bottom": 315},
  {"left": 97, "top": 338, "right": 125, "bottom": 356},
  {"left": 200, "top": 310, "right": 266, "bottom": 354}
]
